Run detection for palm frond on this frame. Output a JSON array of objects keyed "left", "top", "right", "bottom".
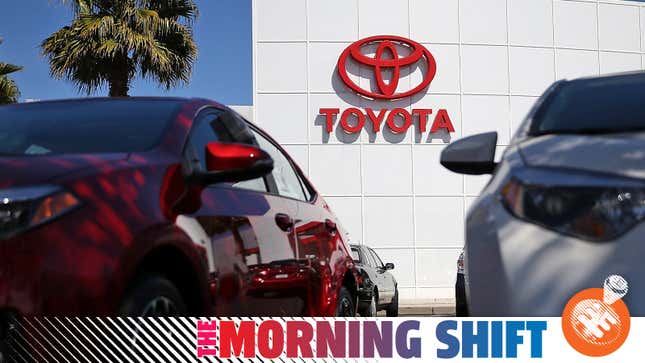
[
  {"left": 0, "top": 38, "right": 22, "bottom": 103},
  {"left": 58, "top": 0, "right": 94, "bottom": 15},
  {"left": 145, "top": 0, "right": 198, "bottom": 21},
  {"left": 0, "top": 62, "right": 23, "bottom": 77},
  {"left": 77, "top": 14, "right": 116, "bottom": 38},
  {"left": 0, "top": 76, "right": 21, "bottom": 104}
]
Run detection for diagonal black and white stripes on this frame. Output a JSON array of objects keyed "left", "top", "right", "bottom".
[{"left": 4, "top": 317, "right": 202, "bottom": 363}]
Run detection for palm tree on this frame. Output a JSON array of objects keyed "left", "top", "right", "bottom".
[
  {"left": 0, "top": 38, "right": 23, "bottom": 104},
  {"left": 42, "top": 0, "right": 198, "bottom": 97}
]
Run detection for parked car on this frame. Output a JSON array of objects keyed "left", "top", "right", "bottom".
[
  {"left": 455, "top": 250, "right": 468, "bottom": 316},
  {"left": 441, "top": 72, "right": 645, "bottom": 316},
  {"left": 350, "top": 244, "right": 398, "bottom": 316},
  {"left": 0, "top": 98, "right": 359, "bottom": 320}
]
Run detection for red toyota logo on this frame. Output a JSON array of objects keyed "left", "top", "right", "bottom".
[{"left": 338, "top": 35, "right": 437, "bottom": 100}]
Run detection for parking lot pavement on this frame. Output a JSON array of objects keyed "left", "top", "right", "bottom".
[{"left": 376, "top": 302, "right": 456, "bottom": 317}]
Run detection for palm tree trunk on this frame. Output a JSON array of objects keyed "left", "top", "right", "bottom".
[
  {"left": 108, "top": 56, "right": 131, "bottom": 97},
  {"left": 108, "top": 73, "right": 130, "bottom": 97}
]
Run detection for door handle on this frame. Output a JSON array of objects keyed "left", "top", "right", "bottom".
[{"left": 275, "top": 213, "right": 294, "bottom": 232}]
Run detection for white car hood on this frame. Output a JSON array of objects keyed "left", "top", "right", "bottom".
[{"left": 518, "top": 133, "right": 645, "bottom": 179}]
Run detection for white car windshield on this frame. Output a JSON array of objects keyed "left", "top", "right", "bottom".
[{"left": 533, "top": 73, "right": 645, "bottom": 135}]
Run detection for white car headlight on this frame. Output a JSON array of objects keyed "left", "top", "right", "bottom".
[{"left": 501, "top": 177, "right": 645, "bottom": 241}]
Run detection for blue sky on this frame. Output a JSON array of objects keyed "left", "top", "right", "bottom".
[{"left": 0, "top": 0, "right": 252, "bottom": 105}]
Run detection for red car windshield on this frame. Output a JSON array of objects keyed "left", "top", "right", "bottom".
[{"left": 0, "top": 99, "right": 182, "bottom": 155}]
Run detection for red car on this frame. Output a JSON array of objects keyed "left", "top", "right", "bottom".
[{"left": 0, "top": 98, "right": 358, "bottom": 319}]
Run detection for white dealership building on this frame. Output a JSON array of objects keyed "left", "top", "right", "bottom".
[{"left": 248, "top": 0, "right": 645, "bottom": 304}]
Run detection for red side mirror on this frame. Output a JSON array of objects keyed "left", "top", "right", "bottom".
[
  {"left": 200, "top": 142, "right": 273, "bottom": 184},
  {"left": 205, "top": 142, "right": 268, "bottom": 171}
]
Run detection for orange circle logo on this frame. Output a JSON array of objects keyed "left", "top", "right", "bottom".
[{"left": 562, "top": 287, "right": 630, "bottom": 356}]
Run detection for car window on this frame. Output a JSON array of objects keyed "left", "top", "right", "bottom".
[
  {"left": 362, "top": 247, "right": 376, "bottom": 268},
  {"left": 253, "top": 131, "right": 307, "bottom": 201},
  {"left": 185, "top": 109, "right": 267, "bottom": 193},
  {"left": 369, "top": 248, "right": 384, "bottom": 268},
  {"left": 532, "top": 74, "right": 645, "bottom": 135},
  {"left": 295, "top": 171, "right": 313, "bottom": 201},
  {"left": 350, "top": 247, "right": 361, "bottom": 263},
  {"left": 186, "top": 109, "right": 221, "bottom": 170}
]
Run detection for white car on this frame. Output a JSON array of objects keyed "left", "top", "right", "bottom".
[{"left": 441, "top": 72, "right": 645, "bottom": 316}]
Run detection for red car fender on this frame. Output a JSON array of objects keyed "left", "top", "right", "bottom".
[{"left": 108, "top": 223, "right": 212, "bottom": 315}]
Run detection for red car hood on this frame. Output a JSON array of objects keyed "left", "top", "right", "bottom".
[{"left": 0, "top": 153, "right": 130, "bottom": 188}]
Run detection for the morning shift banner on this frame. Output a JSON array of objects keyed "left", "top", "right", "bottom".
[{"left": 5, "top": 316, "right": 645, "bottom": 362}]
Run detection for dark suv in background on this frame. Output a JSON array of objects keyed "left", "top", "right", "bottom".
[
  {"left": 350, "top": 244, "right": 398, "bottom": 316},
  {"left": 0, "top": 98, "right": 359, "bottom": 319}
]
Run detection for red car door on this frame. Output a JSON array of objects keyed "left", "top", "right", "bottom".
[
  {"left": 253, "top": 131, "right": 351, "bottom": 316},
  {"left": 293, "top": 199, "right": 349, "bottom": 316},
  {"left": 178, "top": 109, "right": 305, "bottom": 316}
]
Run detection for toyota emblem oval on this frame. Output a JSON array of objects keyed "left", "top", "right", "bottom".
[{"left": 337, "top": 35, "right": 437, "bottom": 100}]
